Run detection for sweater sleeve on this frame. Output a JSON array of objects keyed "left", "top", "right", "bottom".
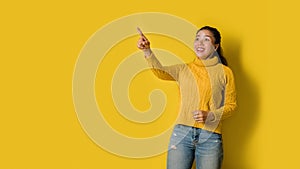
[
  {"left": 145, "top": 52, "right": 183, "bottom": 81},
  {"left": 213, "top": 67, "right": 237, "bottom": 121}
]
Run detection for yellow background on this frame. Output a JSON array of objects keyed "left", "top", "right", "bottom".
[{"left": 1, "top": 0, "right": 299, "bottom": 168}]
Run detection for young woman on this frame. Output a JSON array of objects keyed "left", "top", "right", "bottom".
[{"left": 137, "top": 26, "right": 237, "bottom": 169}]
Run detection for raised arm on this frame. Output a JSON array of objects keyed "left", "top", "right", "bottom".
[{"left": 136, "top": 27, "right": 183, "bottom": 81}]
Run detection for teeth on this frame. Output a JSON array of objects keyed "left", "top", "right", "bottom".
[{"left": 197, "top": 47, "right": 204, "bottom": 51}]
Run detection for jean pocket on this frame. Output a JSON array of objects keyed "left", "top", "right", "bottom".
[{"left": 168, "top": 125, "right": 190, "bottom": 147}]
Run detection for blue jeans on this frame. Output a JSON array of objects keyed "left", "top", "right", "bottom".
[{"left": 167, "top": 124, "right": 223, "bottom": 169}]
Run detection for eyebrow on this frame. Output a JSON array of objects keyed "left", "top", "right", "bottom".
[{"left": 196, "top": 34, "right": 213, "bottom": 38}]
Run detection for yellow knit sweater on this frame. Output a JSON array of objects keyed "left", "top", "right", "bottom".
[{"left": 146, "top": 53, "right": 237, "bottom": 134}]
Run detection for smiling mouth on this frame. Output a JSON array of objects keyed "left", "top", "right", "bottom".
[{"left": 196, "top": 47, "right": 205, "bottom": 52}]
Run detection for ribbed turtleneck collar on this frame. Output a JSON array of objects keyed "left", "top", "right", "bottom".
[{"left": 193, "top": 56, "right": 219, "bottom": 67}]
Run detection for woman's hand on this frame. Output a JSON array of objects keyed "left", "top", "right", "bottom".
[
  {"left": 192, "top": 110, "right": 215, "bottom": 123},
  {"left": 137, "top": 27, "right": 152, "bottom": 57}
]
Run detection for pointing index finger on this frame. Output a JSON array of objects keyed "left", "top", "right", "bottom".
[{"left": 137, "top": 27, "right": 144, "bottom": 36}]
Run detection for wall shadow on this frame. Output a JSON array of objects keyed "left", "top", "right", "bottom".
[{"left": 221, "top": 36, "right": 260, "bottom": 169}]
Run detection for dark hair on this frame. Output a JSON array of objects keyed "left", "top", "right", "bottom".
[{"left": 197, "top": 26, "right": 228, "bottom": 66}]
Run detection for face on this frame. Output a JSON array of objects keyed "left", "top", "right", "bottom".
[{"left": 194, "top": 30, "right": 219, "bottom": 60}]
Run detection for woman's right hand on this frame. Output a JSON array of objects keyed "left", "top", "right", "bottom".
[{"left": 137, "top": 27, "right": 152, "bottom": 57}]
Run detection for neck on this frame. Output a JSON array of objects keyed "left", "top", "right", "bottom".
[{"left": 197, "top": 51, "right": 216, "bottom": 60}]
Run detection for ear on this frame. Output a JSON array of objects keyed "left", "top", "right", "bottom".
[{"left": 214, "top": 44, "right": 219, "bottom": 50}]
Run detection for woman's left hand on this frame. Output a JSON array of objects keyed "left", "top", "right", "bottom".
[{"left": 192, "top": 110, "right": 215, "bottom": 123}]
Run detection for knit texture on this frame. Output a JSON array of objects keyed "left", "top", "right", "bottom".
[{"left": 146, "top": 53, "right": 237, "bottom": 134}]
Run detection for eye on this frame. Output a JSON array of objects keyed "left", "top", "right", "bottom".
[
  {"left": 195, "top": 37, "right": 199, "bottom": 41},
  {"left": 204, "top": 37, "right": 211, "bottom": 42}
]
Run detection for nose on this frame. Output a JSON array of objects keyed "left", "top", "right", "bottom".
[{"left": 195, "top": 39, "right": 204, "bottom": 46}]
